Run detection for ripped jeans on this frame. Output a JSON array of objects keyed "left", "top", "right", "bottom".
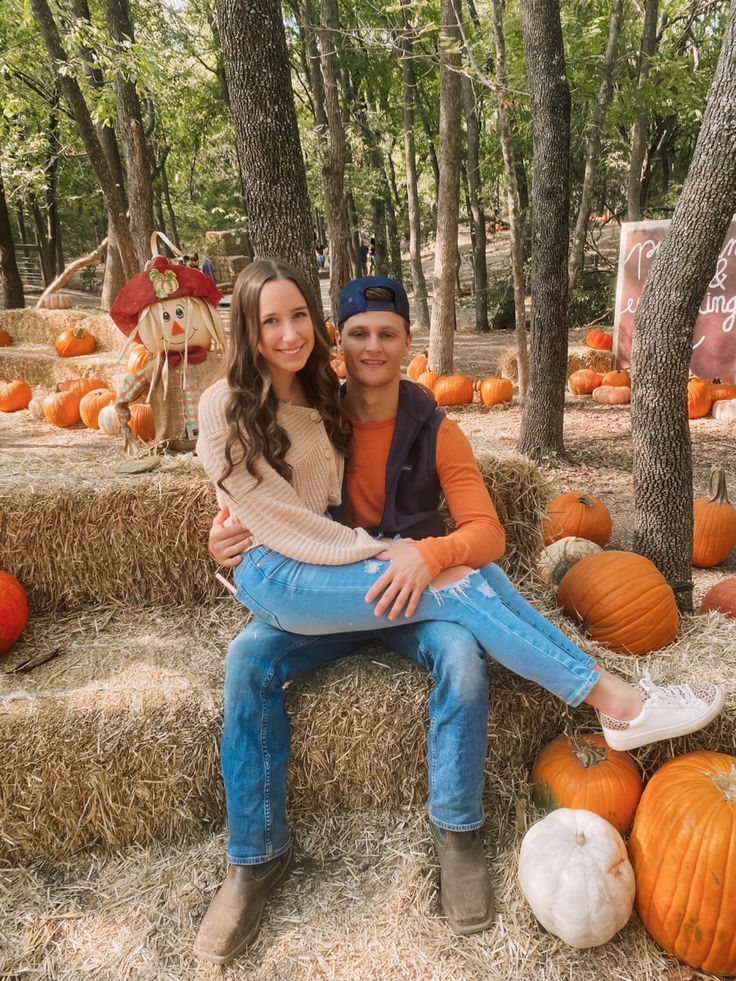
[{"left": 233, "top": 547, "right": 600, "bottom": 707}]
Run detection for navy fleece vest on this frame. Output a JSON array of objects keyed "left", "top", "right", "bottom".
[{"left": 330, "top": 379, "right": 446, "bottom": 539}]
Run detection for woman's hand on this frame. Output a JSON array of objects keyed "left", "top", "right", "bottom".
[
  {"left": 366, "top": 540, "right": 434, "bottom": 620},
  {"left": 209, "top": 506, "right": 253, "bottom": 566}
]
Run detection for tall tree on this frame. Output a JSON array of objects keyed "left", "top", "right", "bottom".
[
  {"left": 517, "top": 0, "right": 571, "bottom": 461},
  {"left": 461, "top": 75, "right": 489, "bottom": 331},
  {"left": 632, "top": 3, "right": 736, "bottom": 613},
  {"left": 428, "top": 0, "right": 463, "bottom": 375},
  {"left": 216, "top": 0, "right": 319, "bottom": 296},
  {"left": 627, "top": 0, "right": 659, "bottom": 221},
  {"left": 0, "top": 170, "right": 26, "bottom": 309}
]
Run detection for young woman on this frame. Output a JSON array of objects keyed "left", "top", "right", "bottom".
[{"left": 197, "top": 258, "right": 723, "bottom": 753}]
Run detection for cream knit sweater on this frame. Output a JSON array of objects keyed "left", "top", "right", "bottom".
[{"left": 197, "top": 378, "right": 383, "bottom": 565}]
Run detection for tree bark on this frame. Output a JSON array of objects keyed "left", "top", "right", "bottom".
[
  {"left": 216, "top": 0, "right": 319, "bottom": 299},
  {"left": 632, "top": 4, "right": 736, "bottom": 613},
  {"left": 35, "top": 238, "right": 108, "bottom": 308},
  {"left": 371, "top": 198, "right": 388, "bottom": 275},
  {"left": 0, "top": 170, "right": 25, "bottom": 309},
  {"left": 490, "top": 0, "right": 529, "bottom": 398},
  {"left": 568, "top": 0, "right": 625, "bottom": 291},
  {"left": 30, "top": 0, "right": 138, "bottom": 280},
  {"left": 627, "top": 0, "right": 659, "bottom": 222},
  {"left": 461, "top": 75, "right": 489, "bottom": 332},
  {"left": 428, "top": 0, "right": 463, "bottom": 375},
  {"left": 517, "top": 0, "right": 571, "bottom": 461}
]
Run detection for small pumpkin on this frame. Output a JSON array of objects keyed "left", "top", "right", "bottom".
[
  {"left": 324, "top": 321, "right": 336, "bottom": 346},
  {"left": 434, "top": 373, "right": 474, "bottom": 406},
  {"left": 629, "top": 751, "right": 736, "bottom": 975},
  {"left": 38, "top": 292, "right": 73, "bottom": 310},
  {"left": 692, "top": 466, "right": 736, "bottom": 568},
  {"left": 127, "top": 344, "right": 154, "bottom": 374},
  {"left": 700, "top": 577, "right": 736, "bottom": 618},
  {"left": 518, "top": 808, "right": 635, "bottom": 948},
  {"left": 712, "top": 398, "right": 736, "bottom": 422},
  {"left": 687, "top": 376, "right": 712, "bottom": 419},
  {"left": 57, "top": 377, "right": 110, "bottom": 400},
  {"left": 479, "top": 374, "right": 513, "bottom": 406},
  {"left": 568, "top": 369, "right": 602, "bottom": 395},
  {"left": 0, "top": 379, "right": 33, "bottom": 412},
  {"left": 0, "top": 328, "right": 13, "bottom": 346},
  {"left": 97, "top": 403, "right": 121, "bottom": 435},
  {"left": 710, "top": 377, "right": 736, "bottom": 402},
  {"left": 543, "top": 492, "right": 612, "bottom": 547},
  {"left": 601, "top": 370, "right": 630, "bottom": 388},
  {"left": 592, "top": 385, "right": 631, "bottom": 405},
  {"left": 330, "top": 355, "right": 347, "bottom": 379},
  {"left": 585, "top": 329, "right": 613, "bottom": 351},
  {"left": 417, "top": 370, "right": 440, "bottom": 391},
  {"left": 532, "top": 733, "right": 643, "bottom": 836},
  {"left": 539, "top": 536, "right": 603, "bottom": 586},
  {"left": 0, "top": 571, "right": 29, "bottom": 655},
  {"left": 557, "top": 550, "right": 679, "bottom": 654},
  {"left": 27, "top": 395, "right": 47, "bottom": 421},
  {"left": 43, "top": 390, "right": 81, "bottom": 428},
  {"left": 54, "top": 327, "right": 97, "bottom": 358},
  {"left": 129, "top": 402, "right": 155, "bottom": 443},
  {"left": 79, "top": 388, "right": 116, "bottom": 429},
  {"left": 407, "top": 352, "right": 428, "bottom": 381}
]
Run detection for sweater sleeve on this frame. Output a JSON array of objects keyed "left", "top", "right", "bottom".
[
  {"left": 196, "top": 382, "right": 383, "bottom": 566},
  {"left": 414, "top": 418, "right": 506, "bottom": 576}
]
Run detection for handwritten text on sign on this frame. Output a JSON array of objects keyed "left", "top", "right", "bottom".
[{"left": 614, "top": 218, "right": 736, "bottom": 379}]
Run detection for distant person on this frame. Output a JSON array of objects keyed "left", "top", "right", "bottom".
[
  {"left": 201, "top": 256, "right": 217, "bottom": 286},
  {"left": 359, "top": 241, "right": 368, "bottom": 276},
  {"left": 189, "top": 253, "right": 201, "bottom": 270},
  {"left": 367, "top": 237, "right": 376, "bottom": 275},
  {"left": 315, "top": 243, "right": 326, "bottom": 270},
  {"left": 179, "top": 254, "right": 191, "bottom": 266}
]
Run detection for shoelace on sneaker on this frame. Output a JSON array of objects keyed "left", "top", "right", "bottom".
[{"left": 638, "top": 670, "right": 702, "bottom": 708}]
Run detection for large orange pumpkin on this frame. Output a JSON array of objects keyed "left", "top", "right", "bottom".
[
  {"left": 557, "top": 550, "right": 679, "bottom": 654},
  {"left": 0, "top": 328, "right": 12, "bottom": 346},
  {"left": 79, "top": 388, "right": 116, "bottom": 429},
  {"left": 43, "top": 391, "right": 81, "bottom": 427},
  {"left": 129, "top": 402, "right": 155, "bottom": 442},
  {"left": 543, "top": 492, "right": 612, "bottom": 547},
  {"left": 57, "top": 377, "right": 110, "bottom": 399},
  {"left": 568, "top": 369, "right": 602, "bottom": 395},
  {"left": 692, "top": 467, "right": 736, "bottom": 567},
  {"left": 417, "top": 370, "right": 440, "bottom": 390},
  {"left": 585, "top": 329, "right": 613, "bottom": 351},
  {"left": 700, "top": 577, "right": 736, "bottom": 618},
  {"left": 434, "top": 373, "right": 474, "bottom": 406},
  {"left": 54, "top": 327, "right": 97, "bottom": 358},
  {"left": 710, "top": 377, "right": 736, "bottom": 402},
  {"left": 687, "top": 377, "right": 712, "bottom": 419},
  {"left": 407, "top": 352, "right": 428, "bottom": 381},
  {"left": 601, "top": 370, "right": 630, "bottom": 388},
  {"left": 0, "top": 380, "right": 33, "bottom": 412},
  {"left": 629, "top": 751, "right": 736, "bottom": 975},
  {"left": 479, "top": 374, "right": 513, "bottom": 406},
  {"left": 0, "top": 571, "right": 28, "bottom": 655},
  {"left": 532, "top": 733, "right": 643, "bottom": 836}
]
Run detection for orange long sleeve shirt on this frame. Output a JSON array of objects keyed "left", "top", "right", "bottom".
[{"left": 341, "top": 416, "right": 506, "bottom": 577}]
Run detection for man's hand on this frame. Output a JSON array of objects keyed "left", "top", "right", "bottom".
[
  {"left": 209, "top": 506, "right": 253, "bottom": 566},
  {"left": 365, "top": 540, "right": 434, "bottom": 620}
]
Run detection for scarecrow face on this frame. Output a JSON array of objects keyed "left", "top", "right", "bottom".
[{"left": 136, "top": 297, "right": 214, "bottom": 353}]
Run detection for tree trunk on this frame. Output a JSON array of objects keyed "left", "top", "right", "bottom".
[
  {"left": 346, "top": 192, "right": 362, "bottom": 278},
  {"left": 0, "top": 171, "right": 25, "bottom": 309},
  {"left": 627, "top": 0, "right": 659, "bottom": 222},
  {"left": 371, "top": 198, "right": 388, "bottom": 275},
  {"left": 47, "top": 86, "right": 63, "bottom": 277},
  {"left": 30, "top": 194, "right": 54, "bottom": 287},
  {"left": 568, "top": 0, "right": 625, "bottom": 291},
  {"left": 461, "top": 75, "right": 489, "bottom": 332},
  {"left": 490, "top": 0, "right": 529, "bottom": 398},
  {"left": 383, "top": 175, "right": 402, "bottom": 280},
  {"left": 216, "top": 0, "right": 319, "bottom": 299},
  {"left": 517, "top": 0, "right": 571, "bottom": 461},
  {"left": 632, "top": 4, "right": 736, "bottom": 613},
  {"left": 101, "top": 223, "right": 126, "bottom": 310},
  {"left": 30, "top": 0, "right": 138, "bottom": 280},
  {"left": 428, "top": 0, "right": 463, "bottom": 375},
  {"left": 416, "top": 89, "right": 441, "bottom": 202},
  {"left": 35, "top": 237, "right": 108, "bottom": 308},
  {"left": 399, "top": 4, "right": 430, "bottom": 329}
]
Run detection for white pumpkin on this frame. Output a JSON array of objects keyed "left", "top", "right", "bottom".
[
  {"left": 27, "top": 395, "right": 47, "bottom": 421},
  {"left": 518, "top": 808, "right": 635, "bottom": 948},
  {"left": 712, "top": 399, "right": 736, "bottom": 422},
  {"left": 539, "top": 536, "right": 603, "bottom": 586},
  {"left": 97, "top": 403, "right": 121, "bottom": 435}
]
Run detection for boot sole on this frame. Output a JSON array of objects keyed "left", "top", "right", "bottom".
[
  {"left": 603, "top": 689, "right": 725, "bottom": 752},
  {"left": 192, "top": 850, "right": 295, "bottom": 965},
  {"left": 441, "top": 894, "right": 496, "bottom": 936}
]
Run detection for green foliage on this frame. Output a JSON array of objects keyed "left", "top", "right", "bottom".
[{"left": 567, "top": 269, "right": 615, "bottom": 328}]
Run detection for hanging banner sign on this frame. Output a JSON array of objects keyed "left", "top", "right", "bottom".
[{"left": 613, "top": 218, "right": 736, "bottom": 379}]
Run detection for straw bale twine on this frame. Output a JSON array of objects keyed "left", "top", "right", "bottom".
[
  {"left": 0, "top": 345, "right": 126, "bottom": 391},
  {"left": 0, "top": 309, "right": 120, "bottom": 351},
  {"left": 498, "top": 347, "right": 614, "bottom": 382}
]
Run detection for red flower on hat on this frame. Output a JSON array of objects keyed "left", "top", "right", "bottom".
[{"left": 110, "top": 256, "right": 222, "bottom": 337}]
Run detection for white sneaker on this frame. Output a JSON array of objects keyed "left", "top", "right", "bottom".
[{"left": 600, "top": 671, "right": 725, "bottom": 752}]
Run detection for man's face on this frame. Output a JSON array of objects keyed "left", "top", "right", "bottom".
[{"left": 338, "top": 310, "right": 411, "bottom": 388}]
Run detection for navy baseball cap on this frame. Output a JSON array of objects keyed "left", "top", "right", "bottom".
[{"left": 338, "top": 276, "right": 410, "bottom": 327}]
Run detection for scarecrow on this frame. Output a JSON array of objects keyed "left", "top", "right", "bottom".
[{"left": 110, "top": 256, "right": 227, "bottom": 453}]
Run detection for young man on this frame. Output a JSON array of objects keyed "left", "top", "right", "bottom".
[{"left": 194, "top": 276, "right": 507, "bottom": 964}]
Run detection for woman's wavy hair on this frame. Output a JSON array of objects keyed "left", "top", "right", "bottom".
[{"left": 218, "top": 257, "right": 350, "bottom": 490}]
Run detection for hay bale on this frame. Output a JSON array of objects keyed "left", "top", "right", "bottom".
[
  {"left": 498, "top": 346, "right": 614, "bottom": 382},
  {"left": 0, "top": 345, "right": 126, "bottom": 391},
  {"left": 0, "top": 309, "right": 121, "bottom": 351}
]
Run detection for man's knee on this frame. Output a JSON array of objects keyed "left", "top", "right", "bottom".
[{"left": 225, "top": 621, "right": 291, "bottom": 692}]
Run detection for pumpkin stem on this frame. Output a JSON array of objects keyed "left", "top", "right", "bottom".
[
  {"left": 575, "top": 831, "right": 586, "bottom": 846},
  {"left": 708, "top": 466, "right": 731, "bottom": 505},
  {"left": 712, "top": 766, "right": 736, "bottom": 802},
  {"left": 578, "top": 495, "right": 594, "bottom": 508},
  {"left": 568, "top": 732, "right": 607, "bottom": 767}
]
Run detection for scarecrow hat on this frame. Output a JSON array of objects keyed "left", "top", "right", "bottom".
[{"left": 110, "top": 256, "right": 222, "bottom": 337}]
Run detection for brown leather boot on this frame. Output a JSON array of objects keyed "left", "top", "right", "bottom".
[
  {"left": 192, "top": 849, "right": 294, "bottom": 964},
  {"left": 430, "top": 823, "right": 495, "bottom": 935}
]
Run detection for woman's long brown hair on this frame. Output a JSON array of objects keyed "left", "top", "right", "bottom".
[{"left": 218, "top": 258, "right": 349, "bottom": 491}]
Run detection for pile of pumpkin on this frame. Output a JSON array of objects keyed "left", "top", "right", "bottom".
[
  {"left": 520, "top": 730, "right": 735, "bottom": 973},
  {"left": 688, "top": 374, "right": 736, "bottom": 421},
  {"left": 406, "top": 352, "right": 514, "bottom": 407}
]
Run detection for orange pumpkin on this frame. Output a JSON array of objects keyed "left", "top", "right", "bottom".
[
  {"left": 629, "top": 751, "right": 736, "bottom": 975},
  {"left": 0, "top": 328, "right": 12, "bottom": 347},
  {"left": 54, "top": 327, "right": 97, "bottom": 358},
  {"left": 700, "top": 577, "right": 736, "bottom": 618},
  {"left": 57, "top": 377, "right": 110, "bottom": 399},
  {"left": 568, "top": 369, "right": 602, "bottom": 395},
  {"left": 687, "top": 376, "right": 712, "bottom": 419},
  {"left": 79, "top": 388, "right": 116, "bottom": 429},
  {"left": 129, "top": 402, "right": 155, "bottom": 442},
  {"left": 692, "top": 467, "right": 736, "bottom": 568},
  {"left": 325, "top": 321, "right": 336, "bottom": 345},
  {"left": 127, "top": 344, "right": 153, "bottom": 374},
  {"left": 479, "top": 374, "right": 513, "bottom": 406},
  {"left": 417, "top": 370, "right": 440, "bottom": 391},
  {"left": 330, "top": 355, "right": 347, "bottom": 379},
  {"left": 601, "top": 370, "right": 630, "bottom": 387},
  {"left": 543, "top": 492, "right": 612, "bottom": 547},
  {"left": 0, "top": 379, "right": 33, "bottom": 412},
  {"left": 434, "top": 373, "right": 474, "bottom": 406},
  {"left": 557, "top": 550, "right": 679, "bottom": 654},
  {"left": 585, "top": 329, "right": 613, "bottom": 351},
  {"left": 39, "top": 292, "right": 73, "bottom": 310},
  {"left": 0, "top": 571, "right": 28, "bottom": 655},
  {"left": 407, "top": 353, "right": 428, "bottom": 381},
  {"left": 43, "top": 391, "right": 81, "bottom": 427},
  {"left": 532, "top": 733, "right": 643, "bottom": 836},
  {"left": 592, "top": 385, "right": 631, "bottom": 405},
  {"left": 710, "top": 377, "right": 736, "bottom": 401}
]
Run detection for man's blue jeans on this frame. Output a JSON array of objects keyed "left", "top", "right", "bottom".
[{"left": 222, "top": 619, "right": 489, "bottom": 865}]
